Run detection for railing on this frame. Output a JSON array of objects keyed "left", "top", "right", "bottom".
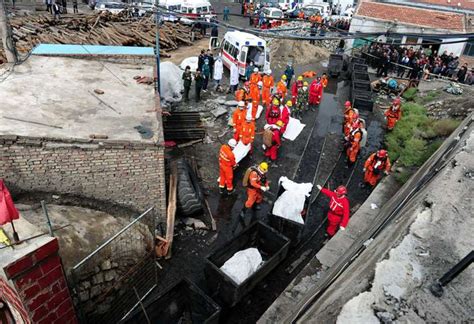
[{"left": 70, "top": 207, "right": 158, "bottom": 323}]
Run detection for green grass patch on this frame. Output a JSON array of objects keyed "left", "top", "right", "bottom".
[
  {"left": 402, "top": 87, "right": 418, "bottom": 101},
  {"left": 394, "top": 169, "right": 413, "bottom": 184},
  {"left": 385, "top": 102, "right": 459, "bottom": 174},
  {"left": 415, "top": 90, "right": 441, "bottom": 105}
]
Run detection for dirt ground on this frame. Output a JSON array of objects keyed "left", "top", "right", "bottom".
[{"left": 337, "top": 130, "right": 474, "bottom": 323}]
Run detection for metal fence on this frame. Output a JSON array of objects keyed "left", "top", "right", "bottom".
[{"left": 70, "top": 207, "right": 158, "bottom": 323}]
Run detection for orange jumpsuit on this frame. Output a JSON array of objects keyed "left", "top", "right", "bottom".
[
  {"left": 249, "top": 72, "right": 262, "bottom": 87},
  {"left": 232, "top": 108, "right": 247, "bottom": 140},
  {"left": 262, "top": 75, "right": 274, "bottom": 106},
  {"left": 385, "top": 106, "right": 402, "bottom": 130},
  {"left": 249, "top": 100, "right": 259, "bottom": 120},
  {"left": 276, "top": 80, "right": 287, "bottom": 99},
  {"left": 219, "top": 144, "right": 236, "bottom": 191},
  {"left": 245, "top": 169, "right": 269, "bottom": 208},
  {"left": 347, "top": 128, "right": 362, "bottom": 163},
  {"left": 249, "top": 86, "right": 261, "bottom": 104},
  {"left": 364, "top": 153, "right": 391, "bottom": 186},
  {"left": 240, "top": 121, "right": 255, "bottom": 145},
  {"left": 235, "top": 88, "right": 249, "bottom": 102},
  {"left": 298, "top": 11, "right": 304, "bottom": 19},
  {"left": 321, "top": 75, "right": 328, "bottom": 88},
  {"left": 343, "top": 108, "right": 355, "bottom": 136}
]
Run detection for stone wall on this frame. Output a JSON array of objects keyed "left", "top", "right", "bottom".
[{"left": 0, "top": 135, "right": 166, "bottom": 222}]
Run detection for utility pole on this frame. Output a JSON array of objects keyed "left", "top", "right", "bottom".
[
  {"left": 155, "top": 1, "right": 161, "bottom": 95},
  {"left": 0, "top": 0, "right": 17, "bottom": 63}
]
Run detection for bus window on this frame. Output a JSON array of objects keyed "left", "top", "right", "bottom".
[
  {"left": 231, "top": 46, "right": 238, "bottom": 59},
  {"left": 181, "top": 6, "right": 187, "bottom": 13},
  {"left": 202, "top": 6, "right": 208, "bottom": 13},
  {"left": 223, "top": 41, "right": 229, "bottom": 52},
  {"left": 196, "top": 7, "right": 202, "bottom": 13}
]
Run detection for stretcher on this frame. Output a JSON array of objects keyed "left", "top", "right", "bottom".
[
  {"left": 232, "top": 141, "right": 251, "bottom": 163},
  {"left": 283, "top": 117, "right": 305, "bottom": 141}
]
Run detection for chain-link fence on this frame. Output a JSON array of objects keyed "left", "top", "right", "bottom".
[{"left": 70, "top": 207, "right": 158, "bottom": 323}]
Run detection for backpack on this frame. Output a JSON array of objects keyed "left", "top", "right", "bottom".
[{"left": 242, "top": 167, "right": 256, "bottom": 187}]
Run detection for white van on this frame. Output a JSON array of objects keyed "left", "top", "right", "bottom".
[
  {"left": 220, "top": 31, "right": 270, "bottom": 76},
  {"left": 158, "top": 0, "right": 182, "bottom": 22},
  {"left": 180, "top": 0, "right": 216, "bottom": 22}
]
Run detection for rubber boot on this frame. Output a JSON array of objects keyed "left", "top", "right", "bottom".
[
  {"left": 227, "top": 188, "right": 235, "bottom": 195},
  {"left": 219, "top": 187, "right": 226, "bottom": 195}
]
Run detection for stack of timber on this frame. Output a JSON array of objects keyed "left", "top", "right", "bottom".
[{"left": 0, "top": 11, "right": 200, "bottom": 63}]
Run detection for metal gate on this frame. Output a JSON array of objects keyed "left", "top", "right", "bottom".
[{"left": 70, "top": 207, "right": 158, "bottom": 323}]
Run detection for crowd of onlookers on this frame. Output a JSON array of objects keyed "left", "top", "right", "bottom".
[{"left": 363, "top": 42, "right": 474, "bottom": 85}]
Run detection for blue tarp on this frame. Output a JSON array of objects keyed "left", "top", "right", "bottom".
[{"left": 31, "top": 44, "right": 155, "bottom": 56}]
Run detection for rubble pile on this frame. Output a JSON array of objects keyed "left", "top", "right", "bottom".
[{"left": 0, "top": 11, "right": 200, "bottom": 63}]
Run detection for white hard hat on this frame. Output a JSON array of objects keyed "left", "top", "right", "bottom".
[
  {"left": 246, "top": 115, "right": 253, "bottom": 121},
  {"left": 238, "top": 101, "right": 245, "bottom": 107},
  {"left": 253, "top": 68, "right": 259, "bottom": 72},
  {"left": 228, "top": 138, "right": 237, "bottom": 148},
  {"left": 257, "top": 81, "right": 263, "bottom": 87},
  {"left": 266, "top": 69, "right": 272, "bottom": 74}
]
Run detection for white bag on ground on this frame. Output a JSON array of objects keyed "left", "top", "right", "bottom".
[
  {"left": 272, "top": 177, "right": 313, "bottom": 224},
  {"left": 179, "top": 56, "right": 199, "bottom": 72},
  {"left": 233, "top": 141, "right": 251, "bottom": 163},
  {"left": 283, "top": 117, "right": 306, "bottom": 141},
  {"left": 220, "top": 248, "right": 263, "bottom": 285},
  {"left": 160, "top": 62, "right": 184, "bottom": 103}
]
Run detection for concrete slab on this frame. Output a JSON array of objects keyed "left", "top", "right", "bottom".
[{"left": 0, "top": 56, "right": 157, "bottom": 142}]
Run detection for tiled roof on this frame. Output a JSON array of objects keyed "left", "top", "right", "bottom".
[
  {"left": 356, "top": 2, "right": 465, "bottom": 31},
  {"left": 411, "top": 0, "right": 474, "bottom": 10}
]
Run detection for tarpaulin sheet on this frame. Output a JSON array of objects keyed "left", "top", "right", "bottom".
[
  {"left": 272, "top": 177, "right": 312, "bottom": 224},
  {"left": 283, "top": 117, "right": 305, "bottom": 141},
  {"left": 233, "top": 141, "right": 251, "bottom": 163},
  {"left": 220, "top": 248, "right": 263, "bottom": 285}
]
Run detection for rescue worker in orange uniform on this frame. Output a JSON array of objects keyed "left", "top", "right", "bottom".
[
  {"left": 232, "top": 101, "right": 247, "bottom": 141},
  {"left": 235, "top": 82, "right": 250, "bottom": 102},
  {"left": 317, "top": 184, "right": 350, "bottom": 237},
  {"left": 266, "top": 98, "right": 281, "bottom": 125},
  {"left": 297, "top": 10, "right": 305, "bottom": 19},
  {"left": 241, "top": 162, "right": 270, "bottom": 217},
  {"left": 248, "top": 99, "right": 260, "bottom": 120},
  {"left": 343, "top": 103, "right": 356, "bottom": 137},
  {"left": 346, "top": 119, "right": 362, "bottom": 165},
  {"left": 384, "top": 97, "right": 402, "bottom": 130},
  {"left": 321, "top": 73, "right": 328, "bottom": 88},
  {"left": 309, "top": 77, "right": 323, "bottom": 107},
  {"left": 277, "top": 75, "right": 288, "bottom": 99},
  {"left": 291, "top": 75, "right": 304, "bottom": 106},
  {"left": 263, "top": 121, "right": 283, "bottom": 161},
  {"left": 218, "top": 138, "right": 237, "bottom": 195},
  {"left": 363, "top": 149, "right": 391, "bottom": 187},
  {"left": 262, "top": 69, "right": 274, "bottom": 106},
  {"left": 249, "top": 67, "right": 262, "bottom": 87},
  {"left": 240, "top": 115, "right": 256, "bottom": 151},
  {"left": 249, "top": 80, "right": 263, "bottom": 104}
]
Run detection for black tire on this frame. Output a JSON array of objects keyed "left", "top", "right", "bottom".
[{"left": 174, "top": 159, "right": 203, "bottom": 216}]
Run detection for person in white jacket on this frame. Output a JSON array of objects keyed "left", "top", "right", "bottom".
[
  {"left": 213, "top": 55, "right": 224, "bottom": 91},
  {"left": 229, "top": 62, "right": 240, "bottom": 94}
]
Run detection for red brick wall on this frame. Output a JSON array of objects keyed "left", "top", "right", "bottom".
[
  {"left": 0, "top": 277, "right": 31, "bottom": 323},
  {"left": 3, "top": 238, "right": 77, "bottom": 324},
  {"left": 0, "top": 135, "right": 167, "bottom": 222}
]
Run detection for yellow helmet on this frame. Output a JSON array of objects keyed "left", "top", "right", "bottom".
[
  {"left": 259, "top": 162, "right": 269, "bottom": 172},
  {"left": 281, "top": 75, "right": 287, "bottom": 81},
  {"left": 272, "top": 98, "right": 280, "bottom": 105},
  {"left": 286, "top": 100, "right": 293, "bottom": 107},
  {"left": 276, "top": 120, "right": 284, "bottom": 127},
  {"left": 303, "top": 81, "right": 308, "bottom": 86},
  {"left": 298, "top": 75, "right": 303, "bottom": 81}
]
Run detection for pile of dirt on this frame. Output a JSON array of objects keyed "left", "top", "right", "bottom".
[{"left": 269, "top": 39, "right": 330, "bottom": 67}]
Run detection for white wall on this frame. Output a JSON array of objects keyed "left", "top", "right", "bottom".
[
  {"left": 346, "top": 17, "right": 467, "bottom": 57},
  {"left": 303, "top": 0, "right": 354, "bottom": 10}
]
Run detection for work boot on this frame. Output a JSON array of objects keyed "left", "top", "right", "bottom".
[
  {"left": 227, "top": 188, "right": 235, "bottom": 195},
  {"left": 219, "top": 187, "right": 226, "bottom": 195},
  {"left": 254, "top": 204, "right": 262, "bottom": 211}
]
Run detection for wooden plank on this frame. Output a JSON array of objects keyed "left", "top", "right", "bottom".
[{"left": 165, "top": 164, "right": 177, "bottom": 259}]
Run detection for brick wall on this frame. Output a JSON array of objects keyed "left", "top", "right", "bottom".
[
  {"left": 0, "top": 277, "right": 31, "bottom": 323},
  {"left": 0, "top": 136, "right": 167, "bottom": 222},
  {"left": 2, "top": 238, "right": 77, "bottom": 323}
]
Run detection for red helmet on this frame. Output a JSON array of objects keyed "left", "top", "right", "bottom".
[
  {"left": 244, "top": 81, "right": 250, "bottom": 87},
  {"left": 335, "top": 185, "right": 347, "bottom": 196},
  {"left": 377, "top": 149, "right": 388, "bottom": 158},
  {"left": 393, "top": 97, "right": 401, "bottom": 105},
  {"left": 345, "top": 101, "right": 351, "bottom": 107}
]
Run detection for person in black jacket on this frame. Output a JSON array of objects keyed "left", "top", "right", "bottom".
[
  {"left": 195, "top": 70, "right": 203, "bottom": 102},
  {"left": 211, "top": 25, "right": 219, "bottom": 48},
  {"left": 182, "top": 66, "right": 192, "bottom": 102},
  {"left": 197, "top": 49, "right": 206, "bottom": 72}
]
